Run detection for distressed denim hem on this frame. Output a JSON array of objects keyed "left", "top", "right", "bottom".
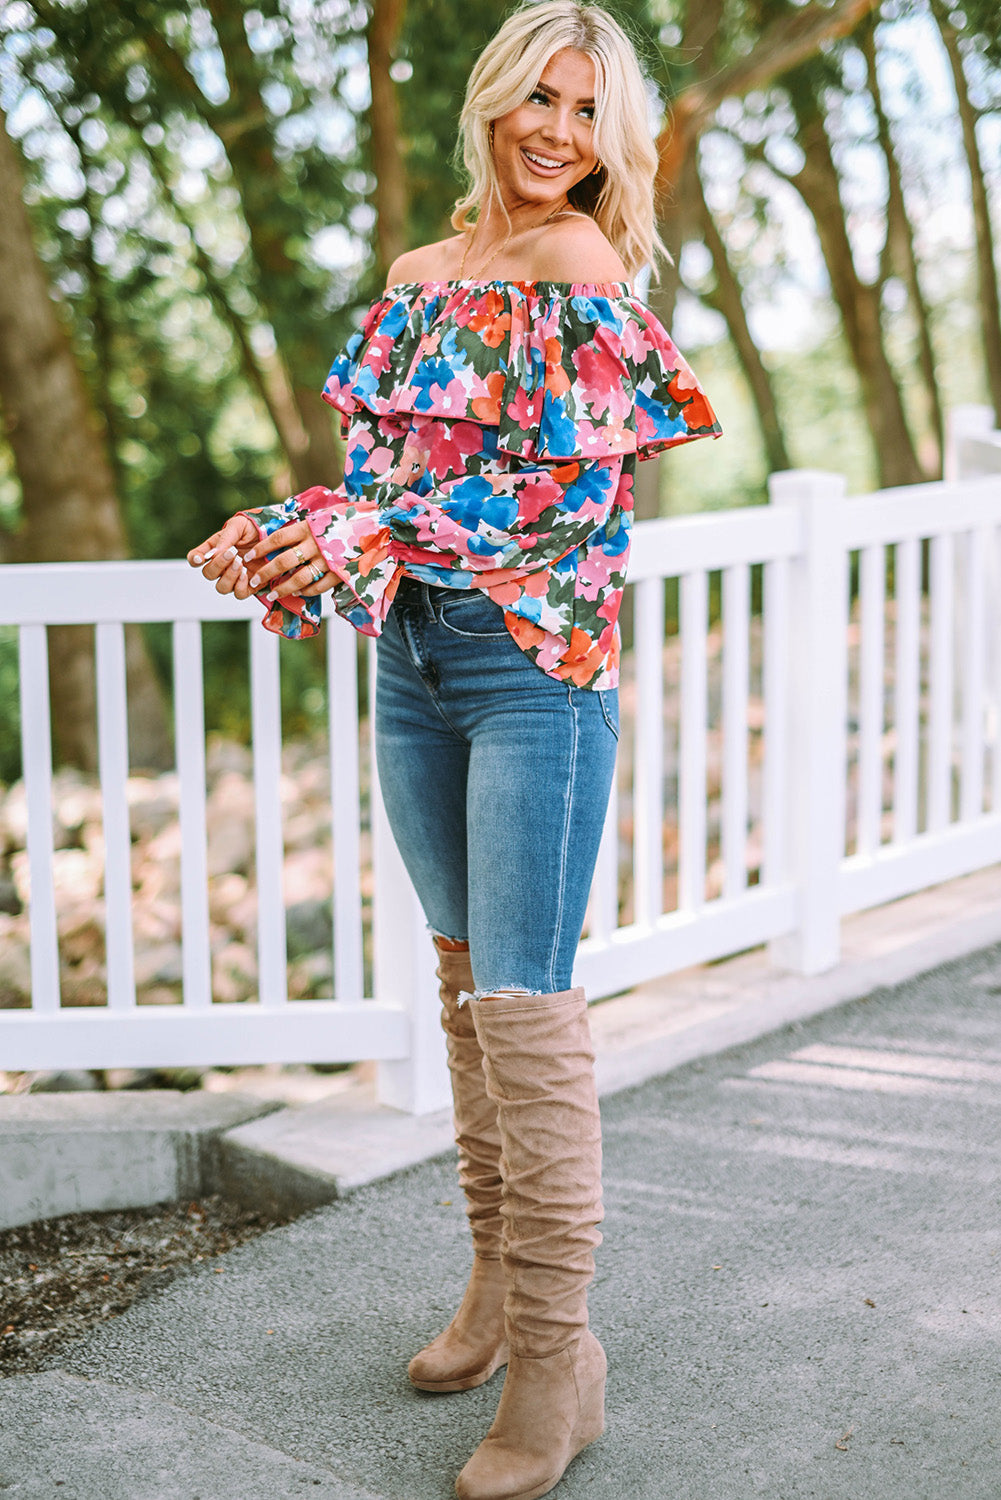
[{"left": 457, "top": 986, "right": 544, "bottom": 1007}]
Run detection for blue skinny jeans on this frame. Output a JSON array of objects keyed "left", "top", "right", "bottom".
[{"left": 374, "top": 578, "right": 619, "bottom": 995}]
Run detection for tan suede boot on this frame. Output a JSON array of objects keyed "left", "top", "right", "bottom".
[
  {"left": 455, "top": 987, "right": 605, "bottom": 1500},
  {"left": 408, "top": 942, "right": 509, "bottom": 1393}
]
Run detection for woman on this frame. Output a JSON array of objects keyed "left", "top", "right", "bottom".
[{"left": 189, "top": 4, "right": 719, "bottom": 1495}]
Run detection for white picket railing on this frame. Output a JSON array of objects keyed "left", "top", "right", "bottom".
[{"left": 1, "top": 406, "right": 999, "bottom": 1112}]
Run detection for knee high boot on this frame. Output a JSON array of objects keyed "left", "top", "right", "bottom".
[
  {"left": 455, "top": 988, "right": 605, "bottom": 1500},
  {"left": 408, "top": 941, "right": 509, "bottom": 1392}
]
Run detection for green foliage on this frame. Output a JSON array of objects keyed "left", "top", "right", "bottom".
[
  {"left": 0, "top": 629, "right": 20, "bottom": 784},
  {"left": 935, "top": 0, "right": 1001, "bottom": 80}
]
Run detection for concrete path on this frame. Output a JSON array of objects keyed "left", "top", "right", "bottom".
[{"left": 4, "top": 942, "right": 1001, "bottom": 1499}]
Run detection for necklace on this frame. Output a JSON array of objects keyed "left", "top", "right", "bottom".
[{"left": 458, "top": 204, "right": 568, "bottom": 281}]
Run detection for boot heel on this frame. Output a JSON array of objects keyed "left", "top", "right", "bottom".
[
  {"left": 571, "top": 1375, "right": 605, "bottom": 1450},
  {"left": 570, "top": 1341, "right": 606, "bottom": 1452}
]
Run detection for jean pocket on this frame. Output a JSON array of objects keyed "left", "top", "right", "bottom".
[
  {"left": 437, "top": 591, "right": 511, "bottom": 639},
  {"left": 598, "top": 690, "right": 620, "bottom": 740}
]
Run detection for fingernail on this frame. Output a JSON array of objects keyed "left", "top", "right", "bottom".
[
  {"left": 266, "top": 590, "right": 277, "bottom": 601},
  {"left": 249, "top": 575, "right": 260, "bottom": 589},
  {"left": 202, "top": 548, "right": 216, "bottom": 561},
  {"left": 225, "top": 545, "right": 237, "bottom": 558},
  {"left": 192, "top": 554, "right": 203, "bottom": 564}
]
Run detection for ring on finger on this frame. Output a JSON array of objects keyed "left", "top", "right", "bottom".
[
  {"left": 309, "top": 562, "right": 324, "bottom": 582},
  {"left": 294, "top": 547, "right": 306, "bottom": 565}
]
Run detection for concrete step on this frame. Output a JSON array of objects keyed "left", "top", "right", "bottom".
[{"left": 0, "top": 1091, "right": 277, "bottom": 1230}]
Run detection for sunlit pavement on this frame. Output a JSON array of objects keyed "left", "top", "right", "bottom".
[{"left": 3, "top": 942, "right": 1000, "bottom": 1499}]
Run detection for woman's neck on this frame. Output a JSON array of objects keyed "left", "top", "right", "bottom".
[{"left": 475, "top": 194, "right": 571, "bottom": 241}]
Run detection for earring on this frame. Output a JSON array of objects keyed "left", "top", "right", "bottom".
[
  {"left": 489, "top": 122, "right": 495, "bottom": 144},
  {"left": 591, "top": 158, "right": 603, "bottom": 174}
]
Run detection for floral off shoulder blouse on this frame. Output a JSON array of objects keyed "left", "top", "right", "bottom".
[{"left": 243, "top": 279, "right": 720, "bottom": 690}]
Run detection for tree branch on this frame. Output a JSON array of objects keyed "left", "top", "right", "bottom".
[{"left": 657, "top": 0, "right": 881, "bottom": 196}]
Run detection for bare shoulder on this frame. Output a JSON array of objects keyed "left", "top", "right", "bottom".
[
  {"left": 385, "top": 235, "right": 464, "bottom": 288},
  {"left": 531, "top": 214, "right": 628, "bottom": 283}
]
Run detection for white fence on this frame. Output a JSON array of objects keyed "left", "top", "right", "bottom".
[{"left": 1, "top": 407, "right": 1000, "bottom": 1112}]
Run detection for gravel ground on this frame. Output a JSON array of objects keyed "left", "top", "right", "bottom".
[{"left": 0, "top": 1196, "right": 295, "bottom": 1377}]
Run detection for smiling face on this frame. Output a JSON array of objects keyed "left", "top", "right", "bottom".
[{"left": 490, "top": 48, "right": 599, "bottom": 215}]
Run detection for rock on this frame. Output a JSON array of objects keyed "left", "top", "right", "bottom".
[
  {"left": 133, "top": 941, "right": 184, "bottom": 988},
  {"left": 133, "top": 897, "right": 181, "bottom": 946},
  {"left": 208, "top": 872, "right": 250, "bottom": 926},
  {"left": 136, "top": 985, "right": 182, "bottom": 1008},
  {"left": 288, "top": 951, "right": 333, "bottom": 1000},
  {"left": 283, "top": 848, "right": 332, "bottom": 906},
  {"left": 138, "top": 822, "right": 182, "bottom": 897},
  {"left": 0, "top": 942, "right": 31, "bottom": 1007},
  {"left": 0, "top": 782, "right": 28, "bottom": 852},
  {"left": 27, "top": 1069, "right": 101, "bottom": 1092},
  {"left": 102, "top": 1065, "right": 204, "bottom": 1090},
  {"left": 211, "top": 941, "right": 258, "bottom": 1004},
  {"left": 52, "top": 777, "right": 103, "bottom": 849},
  {"left": 152, "top": 1066, "right": 205, "bottom": 1091},
  {"left": 206, "top": 737, "right": 252, "bottom": 778},
  {"left": 286, "top": 899, "right": 333, "bottom": 960},
  {"left": 127, "top": 773, "right": 179, "bottom": 839},
  {"left": 284, "top": 806, "right": 331, "bottom": 852},
  {"left": 58, "top": 907, "right": 105, "bottom": 965},
  {"left": 0, "top": 873, "right": 22, "bottom": 915},
  {"left": 59, "top": 969, "right": 108, "bottom": 1007},
  {"left": 100, "top": 1068, "right": 161, "bottom": 1090},
  {"left": 205, "top": 772, "right": 255, "bottom": 877}
]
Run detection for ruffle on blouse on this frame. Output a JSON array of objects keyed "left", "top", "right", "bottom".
[{"left": 322, "top": 279, "right": 721, "bottom": 463}]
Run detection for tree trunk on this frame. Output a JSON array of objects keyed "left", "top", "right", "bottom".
[
  {"left": 0, "top": 107, "right": 171, "bottom": 771},
  {"left": 692, "top": 159, "right": 791, "bottom": 474},
  {"left": 861, "top": 20, "right": 943, "bottom": 474},
  {"left": 646, "top": 0, "right": 725, "bottom": 519},
  {"left": 27, "top": 0, "right": 345, "bottom": 492},
  {"left": 367, "top": 0, "right": 410, "bottom": 277},
  {"left": 933, "top": 0, "right": 1001, "bottom": 425},
  {"left": 179, "top": 0, "right": 345, "bottom": 490},
  {"left": 788, "top": 103, "right": 924, "bottom": 488},
  {"left": 656, "top": 0, "right": 725, "bottom": 334}
]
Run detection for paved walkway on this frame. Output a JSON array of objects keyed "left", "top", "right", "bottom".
[{"left": 4, "top": 942, "right": 1001, "bottom": 1499}]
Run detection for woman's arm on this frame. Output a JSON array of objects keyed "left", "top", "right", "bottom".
[
  {"left": 367, "top": 452, "right": 624, "bottom": 574},
  {"left": 241, "top": 447, "right": 625, "bottom": 613}
]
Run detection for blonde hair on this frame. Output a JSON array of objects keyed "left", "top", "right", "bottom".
[{"left": 451, "top": 1, "right": 666, "bottom": 281}]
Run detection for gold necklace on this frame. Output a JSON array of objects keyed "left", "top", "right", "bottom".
[{"left": 458, "top": 204, "right": 568, "bottom": 280}]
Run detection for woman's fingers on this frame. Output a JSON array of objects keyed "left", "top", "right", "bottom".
[
  {"left": 269, "top": 559, "right": 329, "bottom": 600},
  {"left": 246, "top": 539, "right": 320, "bottom": 592},
  {"left": 213, "top": 548, "right": 248, "bottom": 596},
  {"left": 244, "top": 520, "right": 315, "bottom": 569},
  {"left": 187, "top": 530, "right": 222, "bottom": 567},
  {"left": 298, "top": 570, "right": 337, "bottom": 597},
  {"left": 190, "top": 515, "right": 258, "bottom": 575}
]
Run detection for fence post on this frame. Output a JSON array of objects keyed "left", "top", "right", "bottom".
[
  {"left": 768, "top": 469, "right": 849, "bottom": 976},
  {"left": 945, "top": 404, "right": 998, "bottom": 481},
  {"left": 371, "top": 755, "right": 451, "bottom": 1116}
]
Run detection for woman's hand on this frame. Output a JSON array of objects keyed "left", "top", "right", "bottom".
[
  {"left": 188, "top": 513, "right": 335, "bottom": 601},
  {"left": 241, "top": 517, "right": 336, "bottom": 600},
  {"left": 187, "top": 514, "right": 260, "bottom": 599}
]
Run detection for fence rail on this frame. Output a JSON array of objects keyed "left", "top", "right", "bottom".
[{"left": 1, "top": 406, "right": 999, "bottom": 1111}]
